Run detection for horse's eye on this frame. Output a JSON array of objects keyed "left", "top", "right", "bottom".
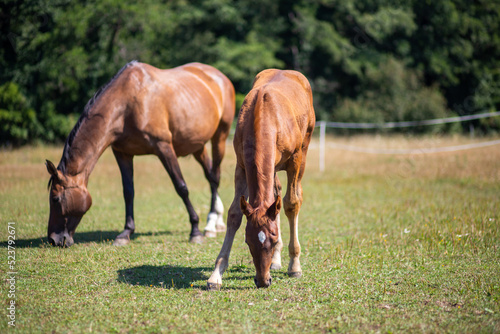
[{"left": 52, "top": 197, "right": 60, "bottom": 203}]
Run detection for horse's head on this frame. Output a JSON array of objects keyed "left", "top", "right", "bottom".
[
  {"left": 240, "top": 196, "right": 281, "bottom": 288},
  {"left": 45, "top": 160, "right": 92, "bottom": 247}
]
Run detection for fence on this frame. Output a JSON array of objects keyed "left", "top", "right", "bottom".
[{"left": 317, "top": 111, "right": 500, "bottom": 172}]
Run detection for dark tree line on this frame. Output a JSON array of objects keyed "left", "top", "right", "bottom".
[{"left": 1, "top": 0, "right": 499, "bottom": 145}]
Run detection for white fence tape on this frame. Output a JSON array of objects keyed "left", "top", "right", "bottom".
[
  {"left": 317, "top": 111, "right": 500, "bottom": 129},
  {"left": 316, "top": 111, "right": 500, "bottom": 171}
]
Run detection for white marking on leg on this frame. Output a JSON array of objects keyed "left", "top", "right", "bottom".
[
  {"left": 214, "top": 194, "right": 226, "bottom": 232},
  {"left": 205, "top": 213, "right": 218, "bottom": 233},
  {"left": 208, "top": 220, "right": 239, "bottom": 287},
  {"left": 271, "top": 215, "right": 282, "bottom": 270},
  {"left": 288, "top": 214, "right": 301, "bottom": 274},
  {"left": 215, "top": 194, "right": 224, "bottom": 214}
]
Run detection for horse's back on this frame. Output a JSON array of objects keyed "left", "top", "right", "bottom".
[
  {"left": 115, "top": 62, "right": 234, "bottom": 156},
  {"left": 252, "top": 69, "right": 314, "bottom": 126},
  {"left": 239, "top": 69, "right": 315, "bottom": 138},
  {"left": 252, "top": 69, "right": 312, "bottom": 97},
  {"left": 176, "top": 63, "right": 235, "bottom": 127},
  {"left": 235, "top": 69, "right": 315, "bottom": 169},
  {"left": 143, "top": 62, "right": 233, "bottom": 121}
]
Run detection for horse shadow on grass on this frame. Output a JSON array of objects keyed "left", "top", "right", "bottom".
[
  {"left": 0, "top": 230, "right": 172, "bottom": 248},
  {"left": 117, "top": 264, "right": 257, "bottom": 290}
]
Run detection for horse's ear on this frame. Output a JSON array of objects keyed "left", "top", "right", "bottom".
[
  {"left": 267, "top": 196, "right": 282, "bottom": 220},
  {"left": 45, "top": 160, "right": 60, "bottom": 180},
  {"left": 240, "top": 196, "right": 253, "bottom": 217}
]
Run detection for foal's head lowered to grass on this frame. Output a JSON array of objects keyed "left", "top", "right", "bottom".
[{"left": 241, "top": 196, "right": 281, "bottom": 288}]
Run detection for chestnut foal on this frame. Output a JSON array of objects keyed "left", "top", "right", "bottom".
[
  {"left": 46, "top": 61, "right": 234, "bottom": 247},
  {"left": 207, "top": 69, "right": 315, "bottom": 289}
]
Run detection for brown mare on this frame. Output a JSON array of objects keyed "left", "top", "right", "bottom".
[
  {"left": 46, "top": 61, "right": 235, "bottom": 247},
  {"left": 207, "top": 69, "right": 315, "bottom": 289}
]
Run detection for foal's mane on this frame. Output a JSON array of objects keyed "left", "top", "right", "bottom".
[{"left": 48, "top": 61, "right": 137, "bottom": 189}]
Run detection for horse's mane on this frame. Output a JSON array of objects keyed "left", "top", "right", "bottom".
[{"left": 48, "top": 60, "right": 137, "bottom": 189}]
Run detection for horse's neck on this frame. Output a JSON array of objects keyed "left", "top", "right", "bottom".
[
  {"left": 239, "top": 107, "right": 278, "bottom": 209},
  {"left": 247, "top": 148, "right": 276, "bottom": 209},
  {"left": 61, "top": 111, "right": 116, "bottom": 185}
]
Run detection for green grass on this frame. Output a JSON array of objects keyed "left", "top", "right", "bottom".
[{"left": 1, "top": 135, "right": 499, "bottom": 333}]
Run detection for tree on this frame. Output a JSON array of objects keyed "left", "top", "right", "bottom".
[{"left": 1, "top": 0, "right": 499, "bottom": 145}]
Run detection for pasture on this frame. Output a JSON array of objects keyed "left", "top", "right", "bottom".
[{"left": 1, "top": 135, "right": 499, "bottom": 333}]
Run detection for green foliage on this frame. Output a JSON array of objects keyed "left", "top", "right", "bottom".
[
  {"left": 1, "top": 0, "right": 499, "bottom": 144},
  {"left": 335, "top": 57, "right": 450, "bottom": 134},
  {"left": 0, "top": 82, "right": 42, "bottom": 146},
  {"left": 410, "top": 0, "right": 500, "bottom": 114},
  {"left": 213, "top": 32, "right": 285, "bottom": 93}
]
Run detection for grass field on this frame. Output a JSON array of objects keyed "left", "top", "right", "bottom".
[{"left": 1, "top": 135, "right": 499, "bottom": 333}]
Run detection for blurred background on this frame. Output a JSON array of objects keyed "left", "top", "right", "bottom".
[{"left": 1, "top": 0, "right": 499, "bottom": 146}]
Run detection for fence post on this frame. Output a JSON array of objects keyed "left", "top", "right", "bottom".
[{"left": 319, "top": 121, "right": 326, "bottom": 172}]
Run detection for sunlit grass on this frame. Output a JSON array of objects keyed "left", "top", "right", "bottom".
[{"left": 0, "top": 135, "right": 499, "bottom": 333}]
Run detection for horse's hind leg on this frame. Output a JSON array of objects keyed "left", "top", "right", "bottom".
[
  {"left": 209, "top": 122, "right": 231, "bottom": 233},
  {"left": 155, "top": 141, "right": 203, "bottom": 243},
  {"left": 112, "top": 149, "right": 135, "bottom": 246},
  {"left": 193, "top": 146, "right": 224, "bottom": 238}
]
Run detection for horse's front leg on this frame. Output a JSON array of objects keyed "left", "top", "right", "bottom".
[
  {"left": 207, "top": 165, "right": 247, "bottom": 290},
  {"left": 112, "top": 149, "right": 135, "bottom": 246},
  {"left": 283, "top": 154, "right": 305, "bottom": 278},
  {"left": 271, "top": 173, "right": 283, "bottom": 270},
  {"left": 156, "top": 141, "right": 203, "bottom": 243}
]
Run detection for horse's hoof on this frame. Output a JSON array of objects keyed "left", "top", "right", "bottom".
[
  {"left": 113, "top": 238, "right": 130, "bottom": 246},
  {"left": 270, "top": 263, "right": 282, "bottom": 270},
  {"left": 189, "top": 235, "right": 204, "bottom": 244},
  {"left": 288, "top": 271, "right": 302, "bottom": 278},
  {"left": 207, "top": 282, "right": 221, "bottom": 291},
  {"left": 204, "top": 230, "right": 217, "bottom": 238}
]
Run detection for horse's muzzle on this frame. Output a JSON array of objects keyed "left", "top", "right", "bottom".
[
  {"left": 48, "top": 231, "right": 74, "bottom": 247},
  {"left": 254, "top": 276, "right": 272, "bottom": 288}
]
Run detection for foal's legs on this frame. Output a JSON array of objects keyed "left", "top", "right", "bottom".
[
  {"left": 207, "top": 165, "right": 247, "bottom": 290},
  {"left": 193, "top": 146, "right": 224, "bottom": 238},
  {"left": 155, "top": 141, "right": 203, "bottom": 243},
  {"left": 271, "top": 174, "right": 283, "bottom": 270},
  {"left": 284, "top": 153, "right": 305, "bottom": 277},
  {"left": 112, "top": 149, "right": 135, "bottom": 246}
]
